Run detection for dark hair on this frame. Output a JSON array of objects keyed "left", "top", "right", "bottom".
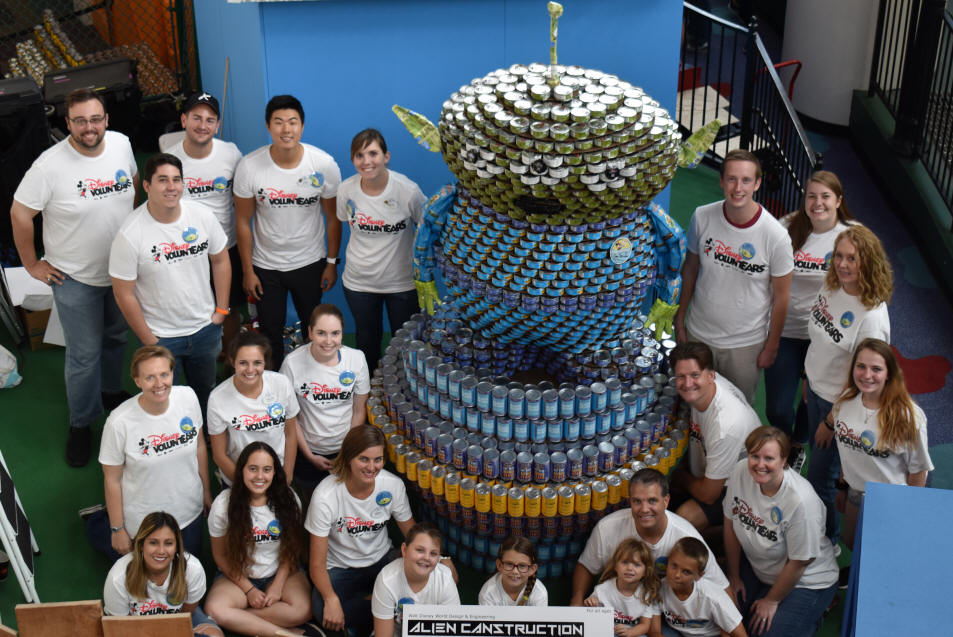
[
  {"left": 598, "top": 538, "right": 660, "bottom": 605},
  {"left": 350, "top": 128, "right": 388, "bottom": 160},
  {"left": 126, "top": 512, "right": 187, "bottom": 605},
  {"left": 224, "top": 442, "right": 304, "bottom": 575},
  {"left": 720, "top": 149, "right": 762, "bottom": 179},
  {"left": 309, "top": 303, "right": 345, "bottom": 331},
  {"left": 745, "top": 426, "right": 791, "bottom": 465},
  {"left": 629, "top": 467, "right": 670, "bottom": 498},
  {"left": 669, "top": 341, "right": 714, "bottom": 373},
  {"left": 788, "top": 171, "right": 856, "bottom": 252},
  {"left": 265, "top": 94, "right": 304, "bottom": 124},
  {"left": 404, "top": 522, "right": 442, "bottom": 551},
  {"left": 227, "top": 330, "right": 272, "bottom": 370},
  {"left": 498, "top": 536, "right": 538, "bottom": 605},
  {"left": 130, "top": 345, "right": 175, "bottom": 378},
  {"left": 671, "top": 536, "right": 708, "bottom": 573},
  {"left": 65, "top": 87, "right": 106, "bottom": 112},
  {"left": 331, "top": 424, "right": 386, "bottom": 481},
  {"left": 143, "top": 153, "right": 183, "bottom": 183}
]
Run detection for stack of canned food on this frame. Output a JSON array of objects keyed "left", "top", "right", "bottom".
[{"left": 367, "top": 311, "right": 688, "bottom": 575}]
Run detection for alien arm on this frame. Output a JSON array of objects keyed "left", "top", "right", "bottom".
[
  {"left": 645, "top": 202, "right": 687, "bottom": 338},
  {"left": 412, "top": 185, "right": 456, "bottom": 314}
]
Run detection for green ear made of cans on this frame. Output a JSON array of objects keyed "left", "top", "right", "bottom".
[{"left": 392, "top": 105, "right": 442, "bottom": 153}]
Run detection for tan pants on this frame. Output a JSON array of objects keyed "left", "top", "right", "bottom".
[{"left": 686, "top": 327, "right": 762, "bottom": 404}]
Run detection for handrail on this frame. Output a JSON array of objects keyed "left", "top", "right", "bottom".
[{"left": 683, "top": 2, "right": 748, "bottom": 32}]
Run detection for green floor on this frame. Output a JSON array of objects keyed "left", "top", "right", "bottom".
[{"left": 0, "top": 166, "right": 847, "bottom": 634}]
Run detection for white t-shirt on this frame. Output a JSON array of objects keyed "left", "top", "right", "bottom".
[
  {"left": 478, "top": 573, "right": 549, "bottom": 607},
  {"left": 593, "top": 580, "right": 660, "bottom": 626},
  {"left": 371, "top": 559, "right": 460, "bottom": 636},
  {"left": 686, "top": 201, "right": 794, "bottom": 348},
  {"left": 98, "top": 386, "right": 204, "bottom": 538},
  {"left": 577, "top": 509, "right": 728, "bottom": 589},
  {"left": 233, "top": 143, "right": 341, "bottom": 271},
  {"left": 305, "top": 470, "right": 412, "bottom": 569},
  {"left": 167, "top": 138, "right": 243, "bottom": 248},
  {"left": 337, "top": 171, "right": 425, "bottom": 294},
  {"left": 103, "top": 551, "right": 205, "bottom": 616},
  {"left": 208, "top": 487, "right": 301, "bottom": 579},
  {"left": 280, "top": 344, "right": 370, "bottom": 455},
  {"left": 804, "top": 286, "right": 891, "bottom": 402},
  {"left": 834, "top": 394, "right": 933, "bottom": 491},
  {"left": 723, "top": 461, "right": 839, "bottom": 589},
  {"left": 206, "top": 371, "right": 299, "bottom": 478},
  {"left": 782, "top": 217, "right": 851, "bottom": 340},
  {"left": 13, "top": 130, "right": 137, "bottom": 286},
  {"left": 109, "top": 200, "right": 228, "bottom": 337},
  {"left": 660, "top": 579, "right": 742, "bottom": 637},
  {"left": 687, "top": 374, "right": 762, "bottom": 480}
]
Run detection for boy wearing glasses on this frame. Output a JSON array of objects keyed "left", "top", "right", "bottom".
[{"left": 11, "top": 87, "right": 138, "bottom": 467}]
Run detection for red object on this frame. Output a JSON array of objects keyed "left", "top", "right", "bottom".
[{"left": 890, "top": 345, "right": 951, "bottom": 395}]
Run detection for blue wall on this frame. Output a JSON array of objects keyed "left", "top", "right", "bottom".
[{"left": 194, "top": 0, "right": 682, "bottom": 329}]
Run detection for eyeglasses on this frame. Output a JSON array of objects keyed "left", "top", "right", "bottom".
[
  {"left": 500, "top": 561, "right": 532, "bottom": 573},
  {"left": 68, "top": 115, "right": 106, "bottom": 127}
]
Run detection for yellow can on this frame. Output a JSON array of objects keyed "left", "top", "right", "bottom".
[
  {"left": 491, "top": 484, "right": 508, "bottom": 514},
  {"left": 395, "top": 444, "right": 409, "bottom": 475},
  {"left": 657, "top": 448, "right": 672, "bottom": 474},
  {"left": 417, "top": 459, "right": 433, "bottom": 489},
  {"left": 460, "top": 477, "right": 476, "bottom": 508},
  {"left": 387, "top": 434, "right": 403, "bottom": 464},
  {"left": 369, "top": 405, "right": 387, "bottom": 427},
  {"left": 507, "top": 487, "right": 525, "bottom": 517},
  {"left": 431, "top": 465, "right": 446, "bottom": 497},
  {"left": 445, "top": 471, "right": 461, "bottom": 503},
  {"left": 524, "top": 486, "right": 541, "bottom": 517},
  {"left": 606, "top": 473, "right": 622, "bottom": 505},
  {"left": 541, "top": 486, "right": 559, "bottom": 518},
  {"left": 475, "top": 482, "right": 492, "bottom": 513},
  {"left": 591, "top": 480, "right": 608, "bottom": 511},
  {"left": 557, "top": 485, "right": 576, "bottom": 516},
  {"left": 618, "top": 467, "right": 633, "bottom": 498},
  {"left": 574, "top": 483, "right": 592, "bottom": 514},
  {"left": 406, "top": 453, "right": 421, "bottom": 483}
]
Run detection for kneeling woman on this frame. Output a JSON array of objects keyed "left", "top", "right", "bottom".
[
  {"left": 103, "top": 512, "right": 223, "bottom": 636},
  {"left": 205, "top": 442, "right": 313, "bottom": 636}
]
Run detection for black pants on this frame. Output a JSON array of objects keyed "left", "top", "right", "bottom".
[{"left": 254, "top": 259, "right": 325, "bottom": 369}]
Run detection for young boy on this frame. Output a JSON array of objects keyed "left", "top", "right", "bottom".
[{"left": 660, "top": 538, "right": 746, "bottom": 637}]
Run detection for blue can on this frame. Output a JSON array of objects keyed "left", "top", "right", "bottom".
[
  {"left": 533, "top": 452, "right": 552, "bottom": 483},
  {"left": 525, "top": 388, "right": 543, "bottom": 420},
  {"left": 465, "top": 407, "right": 481, "bottom": 433},
  {"left": 564, "top": 417, "right": 580, "bottom": 442},
  {"left": 483, "top": 449, "right": 501, "bottom": 480},
  {"left": 447, "top": 370, "right": 465, "bottom": 401},
  {"left": 591, "top": 382, "right": 608, "bottom": 412},
  {"left": 416, "top": 382, "right": 428, "bottom": 404},
  {"left": 436, "top": 434, "right": 453, "bottom": 464},
  {"left": 452, "top": 401, "right": 466, "bottom": 426},
  {"left": 647, "top": 413, "right": 663, "bottom": 443},
  {"left": 513, "top": 418, "right": 529, "bottom": 442},
  {"left": 575, "top": 386, "right": 593, "bottom": 416},
  {"left": 439, "top": 394, "right": 452, "bottom": 420},
  {"left": 605, "top": 378, "right": 623, "bottom": 407},
  {"left": 508, "top": 388, "right": 526, "bottom": 420},
  {"left": 452, "top": 439, "right": 468, "bottom": 470},
  {"left": 550, "top": 451, "right": 567, "bottom": 483},
  {"left": 558, "top": 388, "right": 576, "bottom": 418},
  {"left": 547, "top": 418, "right": 563, "bottom": 443},
  {"left": 622, "top": 392, "right": 638, "bottom": 422},
  {"left": 566, "top": 448, "right": 583, "bottom": 479},
  {"left": 481, "top": 412, "right": 496, "bottom": 438},
  {"left": 436, "top": 363, "right": 452, "bottom": 394},
  {"left": 598, "top": 441, "right": 615, "bottom": 472},
  {"left": 466, "top": 445, "right": 483, "bottom": 476},
  {"left": 460, "top": 376, "right": 478, "bottom": 407},
  {"left": 610, "top": 405, "right": 626, "bottom": 430},
  {"left": 473, "top": 534, "right": 488, "bottom": 555},
  {"left": 537, "top": 542, "right": 552, "bottom": 562},
  {"left": 636, "top": 420, "right": 651, "bottom": 449},
  {"left": 612, "top": 435, "right": 629, "bottom": 465},
  {"left": 516, "top": 452, "right": 534, "bottom": 483},
  {"left": 634, "top": 386, "right": 649, "bottom": 416},
  {"left": 582, "top": 445, "right": 599, "bottom": 476},
  {"left": 424, "top": 356, "right": 441, "bottom": 386},
  {"left": 596, "top": 410, "right": 612, "bottom": 435},
  {"left": 476, "top": 381, "right": 493, "bottom": 411},
  {"left": 639, "top": 376, "right": 656, "bottom": 405},
  {"left": 472, "top": 553, "right": 485, "bottom": 572},
  {"left": 625, "top": 427, "right": 641, "bottom": 456},
  {"left": 581, "top": 414, "right": 597, "bottom": 439},
  {"left": 423, "top": 427, "right": 439, "bottom": 458},
  {"left": 496, "top": 417, "right": 513, "bottom": 441},
  {"left": 500, "top": 450, "right": 517, "bottom": 481},
  {"left": 491, "top": 385, "right": 508, "bottom": 417},
  {"left": 531, "top": 419, "right": 548, "bottom": 443},
  {"left": 542, "top": 389, "right": 560, "bottom": 419}
]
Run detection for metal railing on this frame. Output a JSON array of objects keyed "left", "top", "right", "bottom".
[
  {"left": 869, "top": 0, "right": 920, "bottom": 117},
  {"left": 916, "top": 11, "right": 953, "bottom": 212},
  {"left": 677, "top": 3, "right": 820, "bottom": 216}
]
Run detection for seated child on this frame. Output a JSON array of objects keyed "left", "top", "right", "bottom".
[
  {"left": 661, "top": 538, "right": 746, "bottom": 637},
  {"left": 478, "top": 536, "right": 548, "bottom": 606},
  {"left": 584, "top": 538, "right": 661, "bottom": 637}
]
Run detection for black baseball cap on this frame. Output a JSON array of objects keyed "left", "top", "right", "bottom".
[{"left": 182, "top": 91, "right": 220, "bottom": 117}]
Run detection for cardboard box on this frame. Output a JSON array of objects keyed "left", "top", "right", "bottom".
[{"left": 17, "top": 307, "right": 56, "bottom": 351}]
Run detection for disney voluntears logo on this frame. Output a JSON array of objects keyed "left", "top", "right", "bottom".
[
  {"left": 150, "top": 227, "right": 209, "bottom": 263},
  {"left": 299, "top": 382, "right": 353, "bottom": 402},
  {"left": 129, "top": 599, "right": 176, "bottom": 615},
  {"left": 794, "top": 249, "right": 831, "bottom": 271},
  {"left": 251, "top": 519, "right": 282, "bottom": 544},
  {"left": 333, "top": 515, "right": 387, "bottom": 535},
  {"left": 730, "top": 496, "right": 779, "bottom": 542},
  {"left": 230, "top": 403, "right": 287, "bottom": 432},
  {"left": 835, "top": 420, "right": 890, "bottom": 458},
  {"left": 255, "top": 187, "right": 320, "bottom": 207},
  {"left": 345, "top": 199, "right": 408, "bottom": 233},
  {"left": 136, "top": 417, "right": 199, "bottom": 456},
  {"left": 183, "top": 175, "right": 232, "bottom": 197},
  {"left": 810, "top": 295, "right": 845, "bottom": 343},
  {"left": 76, "top": 169, "right": 134, "bottom": 199},
  {"left": 663, "top": 611, "right": 708, "bottom": 630},
  {"left": 702, "top": 237, "right": 766, "bottom": 274}
]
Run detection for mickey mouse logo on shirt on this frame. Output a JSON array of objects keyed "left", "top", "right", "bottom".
[
  {"left": 267, "top": 519, "right": 282, "bottom": 537},
  {"left": 739, "top": 242, "right": 756, "bottom": 260},
  {"left": 267, "top": 403, "right": 284, "bottom": 419},
  {"left": 182, "top": 227, "right": 199, "bottom": 243},
  {"left": 339, "top": 371, "right": 356, "bottom": 386},
  {"left": 840, "top": 311, "right": 854, "bottom": 328},
  {"left": 180, "top": 417, "right": 195, "bottom": 433},
  {"left": 770, "top": 506, "right": 783, "bottom": 525},
  {"left": 308, "top": 172, "right": 325, "bottom": 188},
  {"left": 376, "top": 491, "right": 393, "bottom": 506}
]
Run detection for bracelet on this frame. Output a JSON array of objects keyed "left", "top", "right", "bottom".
[
  {"left": 109, "top": 522, "right": 124, "bottom": 533},
  {"left": 215, "top": 306, "right": 230, "bottom": 316},
  {"left": 824, "top": 418, "right": 835, "bottom": 431},
  {"left": 243, "top": 584, "right": 255, "bottom": 595}
]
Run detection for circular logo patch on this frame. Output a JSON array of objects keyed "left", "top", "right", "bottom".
[
  {"left": 309, "top": 172, "right": 325, "bottom": 188},
  {"left": 213, "top": 176, "right": 229, "bottom": 192},
  {"left": 609, "top": 237, "right": 633, "bottom": 265},
  {"left": 116, "top": 169, "right": 130, "bottom": 184},
  {"left": 181, "top": 227, "right": 198, "bottom": 243},
  {"left": 179, "top": 417, "right": 195, "bottom": 433},
  {"left": 740, "top": 242, "right": 756, "bottom": 260},
  {"left": 770, "top": 506, "right": 783, "bottom": 524},
  {"left": 861, "top": 430, "right": 876, "bottom": 449},
  {"left": 840, "top": 311, "right": 854, "bottom": 328},
  {"left": 376, "top": 491, "right": 392, "bottom": 506},
  {"left": 267, "top": 402, "right": 284, "bottom": 419},
  {"left": 267, "top": 519, "right": 282, "bottom": 537},
  {"left": 339, "top": 371, "right": 356, "bottom": 386}
]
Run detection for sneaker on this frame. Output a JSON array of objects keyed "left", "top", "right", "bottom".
[
  {"left": 838, "top": 565, "right": 851, "bottom": 589},
  {"left": 101, "top": 390, "right": 132, "bottom": 411},
  {"left": 298, "top": 623, "right": 327, "bottom": 637},
  {"left": 78, "top": 503, "right": 105, "bottom": 520},
  {"left": 66, "top": 426, "right": 92, "bottom": 467},
  {"left": 788, "top": 445, "right": 807, "bottom": 473}
]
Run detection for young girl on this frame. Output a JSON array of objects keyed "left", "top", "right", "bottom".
[
  {"left": 103, "top": 512, "right": 222, "bottom": 636},
  {"left": 205, "top": 442, "right": 314, "bottom": 636},
  {"left": 208, "top": 331, "right": 299, "bottom": 484},
  {"left": 478, "top": 536, "right": 548, "bottom": 606},
  {"left": 584, "top": 538, "right": 661, "bottom": 637},
  {"left": 371, "top": 523, "right": 460, "bottom": 637},
  {"left": 832, "top": 338, "right": 933, "bottom": 549},
  {"left": 337, "top": 128, "right": 426, "bottom": 372}
]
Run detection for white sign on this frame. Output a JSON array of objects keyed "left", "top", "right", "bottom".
[{"left": 403, "top": 605, "right": 613, "bottom": 637}]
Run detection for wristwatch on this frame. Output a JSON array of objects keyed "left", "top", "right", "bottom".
[{"left": 326, "top": 257, "right": 339, "bottom": 265}]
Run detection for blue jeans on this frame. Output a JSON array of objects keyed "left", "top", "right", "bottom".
[
  {"left": 806, "top": 386, "right": 841, "bottom": 544},
  {"left": 736, "top": 553, "right": 837, "bottom": 637},
  {"left": 156, "top": 322, "right": 222, "bottom": 419},
  {"left": 311, "top": 551, "right": 395, "bottom": 637},
  {"left": 85, "top": 507, "right": 202, "bottom": 563},
  {"left": 343, "top": 287, "right": 418, "bottom": 373},
  {"left": 763, "top": 337, "right": 810, "bottom": 444},
  {"left": 51, "top": 276, "right": 128, "bottom": 428}
]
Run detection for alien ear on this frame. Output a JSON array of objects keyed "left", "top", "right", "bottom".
[{"left": 392, "top": 106, "right": 441, "bottom": 153}]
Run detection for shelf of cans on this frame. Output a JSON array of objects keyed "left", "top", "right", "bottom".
[
  {"left": 437, "top": 63, "right": 681, "bottom": 225},
  {"left": 423, "top": 188, "right": 659, "bottom": 353},
  {"left": 366, "top": 312, "right": 689, "bottom": 575}
]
